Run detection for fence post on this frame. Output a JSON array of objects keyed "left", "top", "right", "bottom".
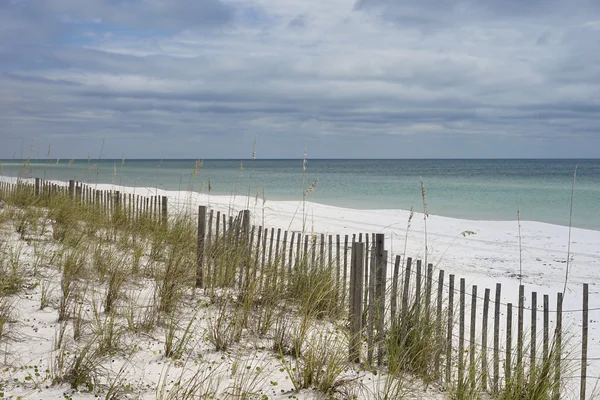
[
  {"left": 517, "top": 284, "right": 525, "bottom": 390},
  {"left": 553, "top": 292, "right": 563, "bottom": 400},
  {"left": 391, "top": 255, "right": 401, "bottom": 326},
  {"left": 446, "top": 274, "right": 455, "bottom": 386},
  {"left": 161, "top": 196, "right": 168, "bottom": 223},
  {"left": 68, "top": 180, "right": 75, "bottom": 199},
  {"left": 425, "top": 263, "right": 433, "bottom": 325},
  {"left": 581, "top": 283, "right": 589, "bottom": 400},
  {"left": 196, "top": 206, "right": 207, "bottom": 288},
  {"left": 241, "top": 210, "right": 251, "bottom": 291},
  {"left": 469, "top": 285, "right": 477, "bottom": 390},
  {"left": 281, "top": 230, "right": 288, "bottom": 288},
  {"left": 458, "top": 278, "right": 465, "bottom": 391},
  {"left": 401, "top": 257, "right": 412, "bottom": 322},
  {"left": 343, "top": 234, "right": 348, "bottom": 306},
  {"left": 375, "top": 233, "right": 386, "bottom": 366},
  {"left": 349, "top": 242, "right": 365, "bottom": 363},
  {"left": 494, "top": 283, "right": 502, "bottom": 393},
  {"left": 482, "top": 287, "right": 490, "bottom": 391},
  {"left": 543, "top": 295, "right": 549, "bottom": 363},
  {"left": 531, "top": 291, "right": 537, "bottom": 384},
  {"left": 506, "top": 303, "right": 513, "bottom": 383},
  {"left": 367, "top": 248, "right": 376, "bottom": 365},
  {"left": 35, "top": 177, "right": 40, "bottom": 197},
  {"left": 363, "top": 234, "right": 370, "bottom": 312},
  {"left": 335, "top": 234, "right": 341, "bottom": 303},
  {"left": 415, "top": 260, "right": 422, "bottom": 322},
  {"left": 288, "top": 232, "right": 295, "bottom": 281},
  {"left": 434, "top": 269, "right": 445, "bottom": 376}
]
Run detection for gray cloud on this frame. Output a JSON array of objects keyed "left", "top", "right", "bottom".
[{"left": 0, "top": 0, "right": 599, "bottom": 159}]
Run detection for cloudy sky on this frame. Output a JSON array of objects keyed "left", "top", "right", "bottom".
[{"left": 1, "top": 0, "right": 599, "bottom": 159}]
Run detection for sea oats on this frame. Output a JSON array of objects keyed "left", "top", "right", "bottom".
[{"left": 192, "top": 159, "right": 203, "bottom": 176}]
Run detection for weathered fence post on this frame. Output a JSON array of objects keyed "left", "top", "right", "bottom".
[
  {"left": 367, "top": 248, "right": 376, "bottom": 365},
  {"left": 494, "top": 283, "right": 502, "bottom": 393},
  {"left": 517, "top": 284, "right": 525, "bottom": 390},
  {"left": 543, "top": 295, "right": 549, "bottom": 363},
  {"left": 196, "top": 206, "right": 207, "bottom": 288},
  {"left": 469, "top": 285, "right": 477, "bottom": 390},
  {"left": 375, "top": 233, "right": 386, "bottom": 366},
  {"left": 343, "top": 235, "right": 349, "bottom": 306},
  {"left": 288, "top": 232, "right": 295, "bottom": 281},
  {"left": 281, "top": 230, "right": 288, "bottom": 288},
  {"left": 161, "top": 196, "right": 168, "bottom": 223},
  {"left": 68, "top": 180, "right": 75, "bottom": 199},
  {"left": 458, "top": 278, "right": 465, "bottom": 391},
  {"left": 506, "top": 303, "right": 513, "bottom": 383},
  {"left": 553, "top": 292, "right": 563, "bottom": 400},
  {"left": 581, "top": 283, "right": 589, "bottom": 400},
  {"left": 402, "top": 257, "right": 412, "bottom": 323},
  {"left": 446, "top": 274, "right": 455, "bottom": 385},
  {"left": 434, "top": 269, "right": 445, "bottom": 376},
  {"left": 349, "top": 241, "right": 365, "bottom": 363},
  {"left": 241, "top": 210, "right": 251, "bottom": 291},
  {"left": 483, "top": 288, "right": 491, "bottom": 390},
  {"left": 391, "top": 255, "right": 401, "bottom": 325},
  {"left": 531, "top": 291, "right": 537, "bottom": 383},
  {"left": 35, "top": 177, "right": 40, "bottom": 197},
  {"left": 415, "top": 260, "right": 422, "bottom": 322},
  {"left": 425, "top": 263, "right": 433, "bottom": 326}
]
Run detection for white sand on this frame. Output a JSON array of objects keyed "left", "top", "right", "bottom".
[{"left": 2, "top": 176, "right": 599, "bottom": 398}]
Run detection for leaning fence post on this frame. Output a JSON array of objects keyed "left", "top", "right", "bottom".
[
  {"left": 581, "top": 283, "right": 589, "bottom": 400},
  {"left": 196, "top": 206, "right": 207, "bottom": 288},
  {"left": 349, "top": 241, "right": 365, "bottom": 363}
]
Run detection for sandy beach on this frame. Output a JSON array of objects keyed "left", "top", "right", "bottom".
[{"left": 1, "top": 177, "right": 599, "bottom": 399}]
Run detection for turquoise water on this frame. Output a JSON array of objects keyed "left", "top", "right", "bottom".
[{"left": 1, "top": 159, "right": 598, "bottom": 230}]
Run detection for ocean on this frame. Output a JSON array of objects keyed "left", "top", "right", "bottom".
[{"left": 1, "top": 158, "right": 598, "bottom": 230}]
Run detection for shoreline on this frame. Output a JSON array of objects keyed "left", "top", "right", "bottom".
[{"left": 2, "top": 175, "right": 599, "bottom": 233}]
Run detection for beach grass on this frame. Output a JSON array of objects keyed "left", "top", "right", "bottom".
[{"left": 0, "top": 161, "right": 586, "bottom": 399}]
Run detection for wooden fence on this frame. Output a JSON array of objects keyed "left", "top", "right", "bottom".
[
  {"left": 0, "top": 178, "right": 167, "bottom": 224},
  {"left": 0, "top": 178, "right": 593, "bottom": 399}
]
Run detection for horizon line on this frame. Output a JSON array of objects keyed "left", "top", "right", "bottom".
[{"left": 0, "top": 157, "right": 598, "bottom": 161}]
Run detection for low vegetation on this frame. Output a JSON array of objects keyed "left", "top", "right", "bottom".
[{"left": 0, "top": 179, "right": 578, "bottom": 399}]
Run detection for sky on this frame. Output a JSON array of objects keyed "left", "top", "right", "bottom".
[{"left": 1, "top": 0, "right": 600, "bottom": 159}]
